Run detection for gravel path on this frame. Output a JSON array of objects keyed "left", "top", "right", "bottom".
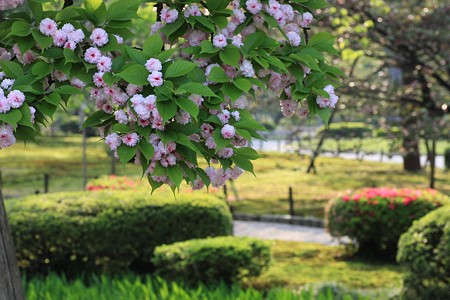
[{"left": 233, "top": 220, "right": 342, "bottom": 245}]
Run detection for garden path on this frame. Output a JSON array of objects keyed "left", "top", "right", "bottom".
[{"left": 233, "top": 220, "right": 342, "bottom": 245}]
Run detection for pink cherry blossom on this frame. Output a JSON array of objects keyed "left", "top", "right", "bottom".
[
  {"left": 213, "top": 34, "right": 227, "bottom": 48},
  {"left": 67, "top": 29, "right": 84, "bottom": 43},
  {"left": 145, "top": 58, "right": 162, "bottom": 73},
  {"left": 70, "top": 78, "right": 86, "bottom": 89},
  {"left": 53, "top": 30, "right": 67, "bottom": 47},
  {"left": 240, "top": 60, "right": 255, "bottom": 78},
  {"left": 97, "top": 56, "right": 112, "bottom": 72},
  {"left": 7, "top": 90, "right": 25, "bottom": 108},
  {"left": 301, "top": 12, "right": 314, "bottom": 28},
  {"left": 147, "top": 71, "right": 164, "bottom": 87},
  {"left": 90, "top": 28, "right": 109, "bottom": 47},
  {"left": 61, "top": 23, "right": 75, "bottom": 33},
  {"left": 246, "top": 0, "right": 262, "bottom": 14},
  {"left": 105, "top": 133, "right": 121, "bottom": 151},
  {"left": 218, "top": 147, "right": 234, "bottom": 158},
  {"left": 0, "top": 96, "right": 11, "bottom": 113},
  {"left": 221, "top": 124, "right": 236, "bottom": 139},
  {"left": 0, "top": 124, "right": 15, "bottom": 149},
  {"left": 84, "top": 47, "right": 101, "bottom": 64},
  {"left": 122, "top": 132, "right": 140, "bottom": 147},
  {"left": 160, "top": 7, "right": 179, "bottom": 24},
  {"left": 93, "top": 72, "right": 105, "bottom": 87},
  {"left": 39, "top": 18, "right": 57, "bottom": 36},
  {"left": 287, "top": 31, "right": 301, "bottom": 46}
]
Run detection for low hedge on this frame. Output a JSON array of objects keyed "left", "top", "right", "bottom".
[
  {"left": 152, "top": 236, "right": 271, "bottom": 285},
  {"left": 7, "top": 191, "right": 232, "bottom": 275},
  {"left": 397, "top": 205, "right": 450, "bottom": 299},
  {"left": 318, "top": 122, "right": 374, "bottom": 139},
  {"left": 326, "top": 188, "right": 449, "bottom": 258}
]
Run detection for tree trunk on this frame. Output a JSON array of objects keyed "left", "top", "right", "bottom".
[
  {"left": 402, "top": 136, "right": 421, "bottom": 171},
  {"left": 429, "top": 140, "right": 436, "bottom": 189},
  {"left": 0, "top": 182, "right": 25, "bottom": 300}
]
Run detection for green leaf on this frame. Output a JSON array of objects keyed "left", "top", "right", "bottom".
[
  {"left": 167, "top": 166, "right": 183, "bottom": 187},
  {"left": 44, "top": 93, "right": 61, "bottom": 106},
  {"left": 95, "top": 2, "right": 107, "bottom": 24},
  {"left": 118, "top": 64, "right": 149, "bottom": 85},
  {"left": 31, "top": 29, "right": 53, "bottom": 49},
  {"left": 219, "top": 45, "right": 241, "bottom": 67},
  {"left": 232, "top": 156, "right": 254, "bottom": 173},
  {"left": 208, "top": 66, "right": 229, "bottom": 83},
  {"left": 37, "top": 102, "right": 57, "bottom": 119},
  {"left": 117, "top": 144, "right": 137, "bottom": 164},
  {"left": 222, "top": 83, "right": 243, "bottom": 101},
  {"left": 99, "top": 34, "right": 119, "bottom": 52},
  {"left": 157, "top": 101, "right": 177, "bottom": 123},
  {"left": 234, "top": 147, "right": 261, "bottom": 160},
  {"left": 316, "top": 106, "right": 332, "bottom": 125},
  {"left": 18, "top": 104, "right": 34, "bottom": 128},
  {"left": 139, "top": 139, "right": 155, "bottom": 162},
  {"left": 0, "top": 109, "right": 22, "bottom": 125},
  {"left": 63, "top": 48, "right": 80, "bottom": 64},
  {"left": 10, "top": 21, "right": 31, "bottom": 37},
  {"left": 233, "top": 78, "right": 252, "bottom": 92},
  {"left": 83, "top": 110, "right": 112, "bottom": 128},
  {"left": 200, "top": 40, "right": 220, "bottom": 54},
  {"left": 205, "top": 0, "right": 229, "bottom": 12},
  {"left": 125, "top": 46, "right": 149, "bottom": 65},
  {"left": 243, "top": 32, "right": 265, "bottom": 53},
  {"left": 177, "top": 83, "right": 217, "bottom": 97},
  {"left": 113, "top": 123, "right": 132, "bottom": 133},
  {"left": 235, "top": 119, "right": 266, "bottom": 131},
  {"left": 213, "top": 129, "right": 231, "bottom": 149},
  {"left": 84, "top": 0, "right": 102, "bottom": 16},
  {"left": 31, "top": 61, "right": 53, "bottom": 79},
  {"left": 0, "top": 61, "right": 23, "bottom": 79},
  {"left": 165, "top": 61, "right": 197, "bottom": 78},
  {"left": 28, "top": 1, "right": 43, "bottom": 23},
  {"left": 143, "top": 34, "right": 163, "bottom": 56},
  {"left": 174, "top": 98, "right": 199, "bottom": 118},
  {"left": 55, "top": 85, "right": 83, "bottom": 94},
  {"left": 309, "top": 32, "right": 339, "bottom": 55},
  {"left": 157, "top": 49, "right": 176, "bottom": 63}
]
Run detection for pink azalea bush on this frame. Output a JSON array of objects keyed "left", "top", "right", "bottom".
[
  {"left": 0, "top": 0, "right": 342, "bottom": 192},
  {"left": 326, "top": 187, "right": 450, "bottom": 258}
]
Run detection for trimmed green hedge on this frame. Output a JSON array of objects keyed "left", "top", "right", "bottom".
[
  {"left": 152, "top": 236, "right": 271, "bottom": 285},
  {"left": 397, "top": 205, "right": 450, "bottom": 299},
  {"left": 318, "top": 122, "right": 374, "bottom": 139},
  {"left": 326, "top": 188, "right": 449, "bottom": 259},
  {"left": 7, "top": 191, "right": 232, "bottom": 275}
]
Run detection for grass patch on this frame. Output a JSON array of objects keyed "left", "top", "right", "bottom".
[{"left": 249, "top": 241, "right": 404, "bottom": 291}]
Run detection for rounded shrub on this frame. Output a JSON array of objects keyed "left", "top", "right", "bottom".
[
  {"left": 326, "top": 188, "right": 449, "bottom": 258},
  {"left": 397, "top": 205, "right": 450, "bottom": 299},
  {"left": 152, "top": 236, "right": 271, "bottom": 285},
  {"left": 7, "top": 191, "right": 232, "bottom": 275}
]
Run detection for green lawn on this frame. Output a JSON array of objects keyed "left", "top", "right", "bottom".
[
  {"left": 1, "top": 135, "right": 448, "bottom": 217},
  {"left": 249, "top": 241, "right": 404, "bottom": 291},
  {"left": 293, "top": 137, "right": 450, "bottom": 156}
]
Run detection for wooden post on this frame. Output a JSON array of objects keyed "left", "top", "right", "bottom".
[
  {"left": 289, "top": 187, "right": 294, "bottom": 216},
  {"left": 44, "top": 173, "right": 49, "bottom": 193},
  {"left": 0, "top": 172, "right": 26, "bottom": 300},
  {"left": 223, "top": 184, "right": 228, "bottom": 201}
]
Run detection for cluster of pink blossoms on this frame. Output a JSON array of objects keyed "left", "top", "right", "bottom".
[
  {"left": 0, "top": 0, "right": 23, "bottom": 11},
  {"left": 151, "top": 0, "right": 337, "bottom": 121},
  {"left": 0, "top": 123, "right": 15, "bottom": 149}
]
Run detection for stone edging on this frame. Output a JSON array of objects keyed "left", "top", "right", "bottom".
[{"left": 232, "top": 212, "right": 324, "bottom": 228}]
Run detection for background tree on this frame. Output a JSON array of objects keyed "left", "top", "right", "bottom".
[{"left": 323, "top": 0, "right": 449, "bottom": 171}]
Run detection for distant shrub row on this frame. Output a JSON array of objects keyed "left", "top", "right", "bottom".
[{"left": 8, "top": 191, "right": 232, "bottom": 275}]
